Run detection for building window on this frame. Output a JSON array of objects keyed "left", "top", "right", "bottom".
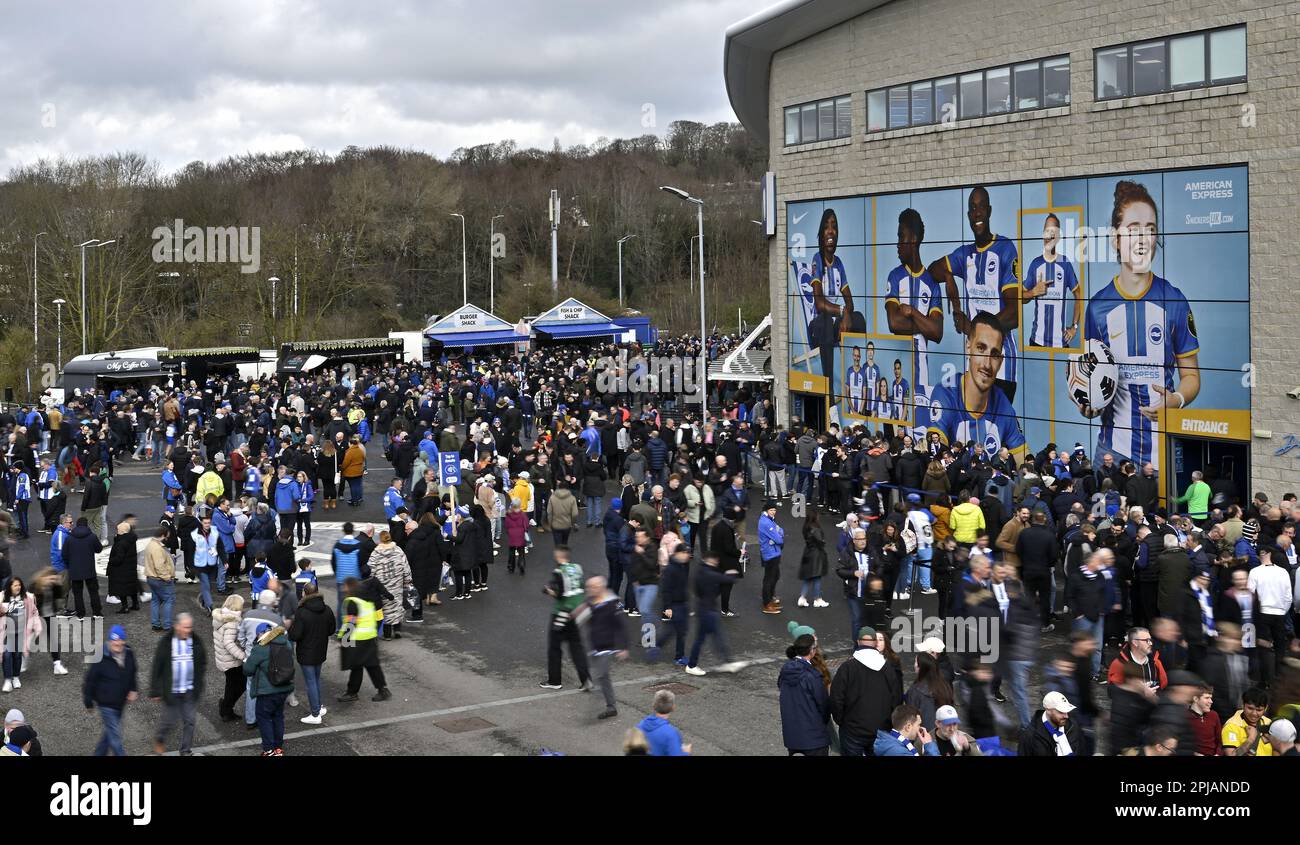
[
  {"left": 934, "top": 77, "right": 957, "bottom": 124},
  {"left": 1095, "top": 24, "right": 1245, "bottom": 101},
  {"left": 959, "top": 72, "right": 984, "bottom": 119},
  {"left": 911, "top": 81, "right": 933, "bottom": 125},
  {"left": 1014, "top": 62, "right": 1041, "bottom": 110},
  {"left": 867, "top": 90, "right": 887, "bottom": 132},
  {"left": 1043, "top": 57, "right": 1070, "bottom": 106},
  {"left": 985, "top": 66, "right": 1011, "bottom": 114},
  {"left": 1170, "top": 33, "right": 1206, "bottom": 88},
  {"left": 783, "top": 94, "right": 853, "bottom": 145},
  {"left": 867, "top": 55, "right": 1068, "bottom": 132}
]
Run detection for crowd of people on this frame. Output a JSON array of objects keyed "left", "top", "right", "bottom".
[{"left": 0, "top": 332, "right": 1297, "bottom": 757}]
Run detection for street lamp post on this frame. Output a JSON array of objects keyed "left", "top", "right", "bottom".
[
  {"left": 660, "top": 186, "right": 707, "bottom": 418},
  {"left": 688, "top": 234, "right": 702, "bottom": 295},
  {"left": 268, "top": 276, "right": 280, "bottom": 346},
  {"left": 450, "top": 213, "right": 467, "bottom": 305},
  {"left": 617, "top": 234, "right": 636, "bottom": 308},
  {"left": 33, "top": 232, "right": 47, "bottom": 370},
  {"left": 489, "top": 214, "right": 504, "bottom": 314},
  {"left": 52, "top": 299, "right": 66, "bottom": 371},
  {"left": 78, "top": 238, "right": 114, "bottom": 355}
]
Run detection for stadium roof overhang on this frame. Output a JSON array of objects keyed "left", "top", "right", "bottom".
[{"left": 724, "top": 0, "right": 892, "bottom": 139}]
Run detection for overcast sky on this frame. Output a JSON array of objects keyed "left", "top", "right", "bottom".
[{"left": 0, "top": 0, "right": 755, "bottom": 176}]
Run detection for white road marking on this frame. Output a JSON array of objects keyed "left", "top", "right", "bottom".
[{"left": 184, "top": 656, "right": 781, "bottom": 755}]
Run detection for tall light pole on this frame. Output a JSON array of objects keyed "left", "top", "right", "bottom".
[
  {"left": 450, "top": 212, "right": 467, "bottom": 305},
  {"left": 79, "top": 238, "right": 114, "bottom": 355},
  {"left": 489, "top": 213, "right": 504, "bottom": 314},
  {"left": 52, "top": 299, "right": 66, "bottom": 371},
  {"left": 617, "top": 234, "right": 636, "bottom": 308},
  {"left": 660, "top": 186, "right": 706, "bottom": 418},
  {"left": 33, "top": 232, "right": 47, "bottom": 370},
  {"left": 294, "top": 222, "right": 308, "bottom": 330},
  {"left": 688, "top": 234, "right": 702, "bottom": 295},
  {"left": 268, "top": 276, "right": 280, "bottom": 346},
  {"left": 548, "top": 190, "right": 559, "bottom": 294}
]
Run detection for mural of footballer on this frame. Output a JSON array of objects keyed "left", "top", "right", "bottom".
[
  {"left": 927, "top": 187, "right": 1021, "bottom": 402},
  {"left": 885, "top": 208, "right": 944, "bottom": 403},
  {"left": 793, "top": 207, "right": 867, "bottom": 380},
  {"left": 1078, "top": 180, "right": 1200, "bottom": 473},
  {"left": 920, "top": 311, "right": 1026, "bottom": 463},
  {"left": 845, "top": 345, "right": 868, "bottom": 416}
]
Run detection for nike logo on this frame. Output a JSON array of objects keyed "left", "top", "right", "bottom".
[
  {"left": 1109, "top": 331, "right": 1123, "bottom": 340},
  {"left": 792, "top": 211, "right": 808, "bottom": 225}
]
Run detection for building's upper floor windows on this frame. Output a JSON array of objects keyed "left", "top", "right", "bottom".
[
  {"left": 1095, "top": 24, "right": 1245, "bottom": 100},
  {"left": 867, "top": 55, "right": 1068, "bottom": 132},
  {"left": 783, "top": 95, "right": 852, "bottom": 145}
]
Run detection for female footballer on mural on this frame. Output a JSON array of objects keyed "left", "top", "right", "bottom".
[{"left": 1077, "top": 180, "right": 1201, "bottom": 472}]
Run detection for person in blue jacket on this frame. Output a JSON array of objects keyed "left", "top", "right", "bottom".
[
  {"left": 637, "top": 689, "right": 691, "bottom": 755},
  {"left": 602, "top": 498, "right": 627, "bottom": 596},
  {"left": 384, "top": 477, "right": 406, "bottom": 522},
  {"left": 874, "top": 703, "right": 941, "bottom": 756},
  {"left": 162, "top": 461, "right": 184, "bottom": 509},
  {"left": 777, "top": 634, "right": 830, "bottom": 755},
  {"left": 50, "top": 512, "right": 72, "bottom": 576},
  {"left": 211, "top": 499, "right": 238, "bottom": 594},
  {"left": 758, "top": 499, "right": 784, "bottom": 613},
  {"left": 273, "top": 465, "right": 300, "bottom": 542}
]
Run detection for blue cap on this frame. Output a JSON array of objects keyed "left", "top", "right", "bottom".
[
  {"left": 906, "top": 493, "right": 922, "bottom": 503},
  {"left": 610, "top": 497, "right": 622, "bottom": 511},
  {"left": 255, "top": 623, "right": 273, "bottom": 636},
  {"left": 109, "top": 625, "right": 127, "bottom": 641}
]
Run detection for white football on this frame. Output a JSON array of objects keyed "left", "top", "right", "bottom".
[{"left": 1067, "top": 338, "right": 1119, "bottom": 414}]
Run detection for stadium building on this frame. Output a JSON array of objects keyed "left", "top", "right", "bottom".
[{"left": 724, "top": 0, "right": 1300, "bottom": 504}]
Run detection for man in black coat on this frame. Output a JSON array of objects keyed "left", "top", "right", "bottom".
[
  {"left": 1016, "top": 511, "right": 1059, "bottom": 628},
  {"left": 149, "top": 613, "right": 207, "bottom": 756},
  {"left": 82, "top": 626, "right": 139, "bottom": 756},
  {"left": 64, "top": 516, "right": 104, "bottom": 618},
  {"left": 709, "top": 509, "right": 743, "bottom": 616},
  {"left": 1018, "top": 691, "right": 1086, "bottom": 756},
  {"left": 829, "top": 626, "right": 902, "bottom": 756}
]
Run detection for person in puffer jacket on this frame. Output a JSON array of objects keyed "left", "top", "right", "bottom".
[
  {"left": 778, "top": 635, "right": 830, "bottom": 755},
  {"left": 212, "top": 594, "right": 247, "bottom": 722}
]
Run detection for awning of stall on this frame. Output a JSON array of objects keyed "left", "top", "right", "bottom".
[
  {"left": 276, "top": 337, "right": 404, "bottom": 372},
  {"left": 425, "top": 304, "right": 526, "bottom": 347},
  {"left": 157, "top": 346, "right": 261, "bottom": 366},
  {"left": 529, "top": 298, "right": 631, "bottom": 341}
]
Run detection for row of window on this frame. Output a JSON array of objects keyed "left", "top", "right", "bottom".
[
  {"left": 866, "top": 55, "right": 1069, "bottom": 133},
  {"left": 783, "top": 95, "right": 852, "bottom": 146},
  {"left": 784, "top": 24, "right": 1246, "bottom": 144},
  {"left": 1095, "top": 25, "right": 1245, "bottom": 101}
]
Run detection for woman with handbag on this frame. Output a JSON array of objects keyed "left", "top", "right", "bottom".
[
  {"left": 317, "top": 442, "right": 339, "bottom": 511},
  {"left": 293, "top": 471, "right": 315, "bottom": 548},
  {"left": 798, "top": 506, "right": 830, "bottom": 608}
]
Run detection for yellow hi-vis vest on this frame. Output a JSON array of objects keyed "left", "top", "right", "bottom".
[{"left": 342, "top": 596, "right": 379, "bottom": 641}]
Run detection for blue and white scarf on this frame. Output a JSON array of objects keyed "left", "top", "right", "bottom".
[
  {"left": 1046, "top": 714, "right": 1074, "bottom": 756},
  {"left": 1191, "top": 581, "right": 1216, "bottom": 638},
  {"left": 891, "top": 730, "right": 918, "bottom": 756}
]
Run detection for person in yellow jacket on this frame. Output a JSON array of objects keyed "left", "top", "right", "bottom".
[
  {"left": 948, "top": 496, "right": 986, "bottom": 546},
  {"left": 509, "top": 473, "right": 532, "bottom": 515},
  {"left": 336, "top": 577, "right": 391, "bottom": 703},
  {"left": 195, "top": 464, "right": 225, "bottom": 506},
  {"left": 347, "top": 405, "right": 366, "bottom": 428}
]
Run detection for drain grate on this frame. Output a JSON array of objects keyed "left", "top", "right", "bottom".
[
  {"left": 643, "top": 682, "right": 699, "bottom": 695},
  {"left": 436, "top": 716, "right": 497, "bottom": 733}
]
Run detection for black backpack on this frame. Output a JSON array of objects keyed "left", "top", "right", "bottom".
[{"left": 266, "top": 641, "right": 295, "bottom": 686}]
